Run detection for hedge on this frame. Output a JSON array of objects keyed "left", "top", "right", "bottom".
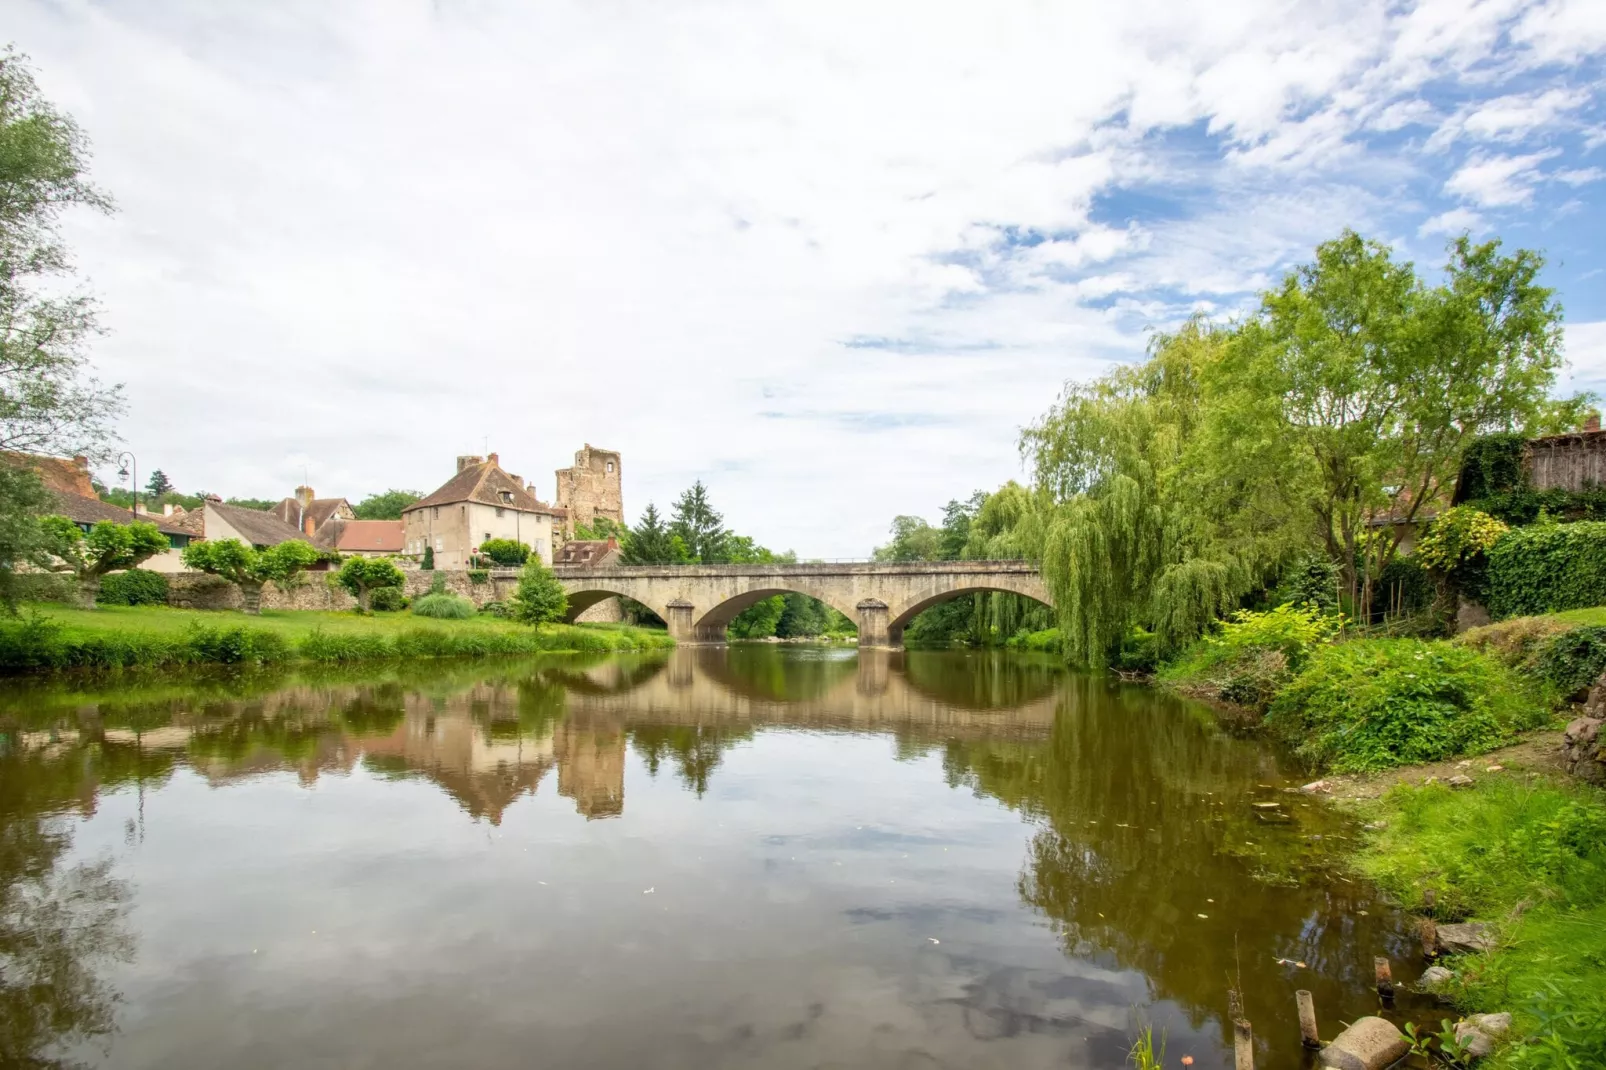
[
  {"left": 1486, "top": 522, "right": 1606, "bottom": 619},
  {"left": 98, "top": 569, "right": 171, "bottom": 606}
]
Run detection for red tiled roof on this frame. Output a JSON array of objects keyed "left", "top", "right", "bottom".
[
  {"left": 3, "top": 451, "right": 97, "bottom": 497},
  {"left": 404, "top": 460, "right": 554, "bottom": 515},
  {"left": 554, "top": 539, "right": 620, "bottom": 566},
  {"left": 318, "top": 519, "right": 404, "bottom": 553},
  {"left": 271, "top": 497, "right": 349, "bottom": 531}
]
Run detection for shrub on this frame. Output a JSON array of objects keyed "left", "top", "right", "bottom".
[
  {"left": 336, "top": 557, "right": 407, "bottom": 611},
  {"left": 511, "top": 559, "right": 568, "bottom": 624},
  {"left": 467, "top": 569, "right": 489, "bottom": 585},
  {"left": 1375, "top": 555, "right": 1435, "bottom": 618},
  {"left": 1267, "top": 638, "right": 1546, "bottom": 772},
  {"left": 1416, "top": 506, "right": 1509, "bottom": 574},
  {"left": 1112, "top": 626, "right": 1155, "bottom": 671},
  {"left": 1272, "top": 553, "right": 1340, "bottom": 611},
  {"left": 412, "top": 592, "right": 476, "bottom": 619},
  {"left": 1486, "top": 521, "right": 1606, "bottom": 619},
  {"left": 478, "top": 539, "right": 530, "bottom": 566},
  {"left": 368, "top": 585, "right": 409, "bottom": 613},
  {"left": 98, "top": 568, "right": 170, "bottom": 606},
  {"left": 184, "top": 624, "right": 291, "bottom": 665},
  {"left": 1533, "top": 625, "right": 1606, "bottom": 699},
  {"left": 479, "top": 599, "right": 513, "bottom": 619},
  {"left": 421, "top": 545, "right": 434, "bottom": 570},
  {"left": 1160, "top": 603, "right": 1341, "bottom": 708}
]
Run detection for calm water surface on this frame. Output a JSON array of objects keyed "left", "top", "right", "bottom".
[{"left": 0, "top": 646, "right": 1429, "bottom": 1069}]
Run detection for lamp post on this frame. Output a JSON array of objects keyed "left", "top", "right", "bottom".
[{"left": 116, "top": 452, "right": 137, "bottom": 520}]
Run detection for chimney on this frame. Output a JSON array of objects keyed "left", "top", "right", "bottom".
[
  {"left": 457, "top": 455, "right": 484, "bottom": 472},
  {"left": 304, "top": 513, "right": 315, "bottom": 536},
  {"left": 1586, "top": 413, "right": 1601, "bottom": 433},
  {"left": 163, "top": 503, "right": 174, "bottom": 517},
  {"left": 295, "top": 485, "right": 315, "bottom": 507},
  {"left": 487, "top": 451, "right": 500, "bottom": 468}
]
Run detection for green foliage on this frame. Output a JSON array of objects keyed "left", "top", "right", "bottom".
[
  {"left": 669, "top": 480, "right": 728, "bottom": 563},
  {"left": 873, "top": 515, "right": 942, "bottom": 562},
  {"left": 1486, "top": 522, "right": 1606, "bottom": 619},
  {"left": 1376, "top": 555, "right": 1436, "bottom": 619},
  {"left": 36, "top": 516, "right": 168, "bottom": 604},
  {"left": 144, "top": 469, "right": 173, "bottom": 496},
  {"left": 1356, "top": 778, "right": 1606, "bottom": 1069},
  {"left": 478, "top": 538, "right": 530, "bottom": 566},
  {"left": 1472, "top": 486, "right": 1606, "bottom": 527},
  {"left": 0, "top": 49, "right": 122, "bottom": 460},
  {"left": 335, "top": 556, "right": 406, "bottom": 610},
  {"left": 1161, "top": 603, "right": 1341, "bottom": 708},
  {"left": 1532, "top": 625, "right": 1606, "bottom": 698},
  {"left": 1418, "top": 506, "right": 1510, "bottom": 574},
  {"left": 728, "top": 594, "right": 785, "bottom": 639},
  {"left": 181, "top": 538, "right": 323, "bottom": 612},
  {"left": 97, "top": 568, "right": 168, "bottom": 606},
  {"left": 466, "top": 569, "right": 489, "bottom": 584},
  {"left": 478, "top": 599, "right": 513, "bottom": 619},
  {"left": 352, "top": 489, "right": 422, "bottom": 520},
  {"left": 511, "top": 559, "right": 568, "bottom": 624},
  {"left": 421, "top": 544, "right": 434, "bottom": 570},
  {"left": 1267, "top": 639, "right": 1545, "bottom": 772},
  {"left": 411, "top": 592, "right": 476, "bottom": 619},
  {"left": 367, "top": 585, "right": 408, "bottom": 613},
  {"left": 0, "top": 615, "right": 289, "bottom": 670},
  {"left": 1006, "top": 627, "right": 1064, "bottom": 655},
  {"left": 1271, "top": 553, "right": 1340, "bottom": 610},
  {"left": 1455, "top": 433, "right": 1530, "bottom": 502},
  {"left": 621, "top": 502, "right": 682, "bottom": 564},
  {"left": 0, "top": 461, "right": 50, "bottom": 608},
  {"left": 1128, "top": 1021, "right": 1166, "bottom": 1070},
  {"left": 573, "top": 516, "right": 625, "bottom": 541}
]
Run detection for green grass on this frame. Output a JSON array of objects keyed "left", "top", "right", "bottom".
[
  {"left": 0, "top": 604, "right": 673, "bottom": 672},
  {"left": 1354, "top": 778, "right": 1606, "bottom": 1068}
]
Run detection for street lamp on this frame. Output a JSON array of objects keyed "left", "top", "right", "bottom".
[{"left": 117, "top": 452, "right": 137, "bottom": 519}]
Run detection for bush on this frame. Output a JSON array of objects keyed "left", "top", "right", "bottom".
[
  {"left": 1160, "top": 603, "right": 1340, "bottom": 708},
  {"left": 368, "top": 585, "right": 409, "bottom": 613},
  {"left": 98, "top": 568, "right": 170, "bottom": 606},
  {"left": 1486, "top": 521, "right": 1606, "bottom": 619},
  {"left": 1267, "top": 638, "right": 1546, "bottom": 772},
  {"left": 1417, "top": 506, "right": 1509, "bottom": 575},
  {"left": 467, "top": 569, "right": 489, "bottom": 584},
  {"left": 479, "top": 599, "right": 513, "bottom": 619},
  {"left": 1533, "top": 625, "right": 1606, "bottom": 699},
  {"left": 1272, "top": 554, "right": 1340, "bottom": 611},
  {"left": 478, "top": 539, "right": 530, "bottom": 567},
  {"left": 336, "top": 557, "right": 407, "bottom": 611},
  {"left": 1112, "top": 626, "right": 1156, "bottom": 671},
  {"left": 511, "top": 560, "right": 568, "bottom": 624},
  {"left": 412, "top": 592, "right": 476, "bottom": 619},
  {"left": 1375, "top": 555, "right": 1435, "bottom": 618}
]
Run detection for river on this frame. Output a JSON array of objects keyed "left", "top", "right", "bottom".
[{"left": 0, "top": 646, "right": 1428, "bottom": 1069}]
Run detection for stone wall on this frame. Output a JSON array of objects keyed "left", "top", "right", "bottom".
[
  {"left": 164, "top": 569, "right": 523, "bottom": 611},
  {"left": 554, "top": 444, "right": 623, "bottom": 535}
]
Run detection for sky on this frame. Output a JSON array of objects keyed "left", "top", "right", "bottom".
[{"left": 12, "top": 0, "right": 1606, "bottom": 558}]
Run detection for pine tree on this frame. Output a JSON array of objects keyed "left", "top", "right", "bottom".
[
  {"left": 145, "top": 469, "right": 173, "bottom": 496},
  {"left": 669, "top": 481, "right": 729, "bottom": 563},
  {"left": 622, "top": 503, "right": 679, "bottom": 564}
]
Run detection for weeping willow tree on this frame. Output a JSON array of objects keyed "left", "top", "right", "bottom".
[{"left": 1023, "top": 320, "right": 1257, "bottom": 666}]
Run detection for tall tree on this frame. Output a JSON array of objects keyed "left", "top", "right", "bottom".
[
  {"left": 872, "top": 515, "right": 942, "bottom": 562},
  {"left": 145, "top": 469, "right": 173, "bottom": 497},
  {"left": 669, "top": 481, "right": 728, "bottom": 563},
  {"left": 621, "top": 503, "right": 680, "bottom": 565},
  {"left": 352, "top": 489, "right": 422, "bottom": 520},
  {"left": 0, "top": 49, "right": 121, "bottom": 457}
]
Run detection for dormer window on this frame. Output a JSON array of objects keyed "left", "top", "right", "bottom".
[{"left": 499, "top": 490, "right": 514, "bottom": 504}]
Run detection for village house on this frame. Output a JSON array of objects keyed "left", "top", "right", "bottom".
[
  {"left": 315, "top": 518, "right": 406, "bottom": 558},
  {"left": 402, "top": 453, "right": 557, "bottom": 569},
  {"left": 196, "top": 499, "right": 315, "bottom": 553},
  {"left": 553, "top": 537, "right": 621, "bottom": 566},
  {"left": 270, "top": 487, "right": 355, "bottom": 538},
  {"left": 4, "top": 451, "right": 196, "bottom": 571}
]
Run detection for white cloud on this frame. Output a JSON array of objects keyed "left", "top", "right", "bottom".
[
  {"left": 1554, "top": 167, "right": 1605, "bottom": 187},
  {"left": 1418, "top": 206, "right": 1486, "bottom": 236},
  {"left": 8, "top": 0, "right": 1606, "bottom": 556},
  {"left": 1562, "top": 321, "right": 1606, "bottom": 390},
  {"left": 1444, "top": 151, "right": 1561, "bottom": 206}
]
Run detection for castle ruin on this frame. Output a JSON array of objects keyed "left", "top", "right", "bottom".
[{"left": 554, "top": 444, "right": 623, "bottom": 536}]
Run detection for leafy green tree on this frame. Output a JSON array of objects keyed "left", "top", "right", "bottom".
[
  {"left": 0, "top": 461, "right": 48, "bottom": 610},
  {"left": 728, "top": 595, "right": 785, "bottom": 638},
  {"left": 0, "top": 49, "right": 121, "bottom": 458},
  {"left": 511, "top": 558, "right": 568, "bottom": 624},
  {"left": 574, "top": 516, "right": 626, "bottom": 541},
  {"left": 478, "top": 538, "right": 530, "bottom": 566},
  {"left": 36, "top": 516, "right": 168, "bottom": 607},
  {"left": 181, "top": 538, "right": 322, "bottom": 614},
  {"left": 144, "top": 469, "right": 172, "bottom": 497},
  {"left": 421, "top": 544, "right": 434, "bottom": 570},
  {"left": 353, "top": 489, "right": 422, "bottom": 520},
  {"left": 336, "top": 556, "right": 405, "bottom": 612},
  {"left": 670, "top": 481, "right": 729, "bottom": 563},
  {"left": 622, "top": 503, "right": 683, "bottom": 564},
  {"left": 223, "top": 497, "right": 277, "bottom": 511},
  {"left": 872, "top": 516, "right": 942, "bottom": 562}
]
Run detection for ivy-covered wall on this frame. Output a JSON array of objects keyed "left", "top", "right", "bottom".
[{"left": 1486, "top": 522, "right": 1606, "bottom": 619}]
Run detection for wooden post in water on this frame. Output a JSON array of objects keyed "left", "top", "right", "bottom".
[
  {"left": 1233, "top": 1019, "right": 1254, "bottom": 1070},
  {"left": 1419, "top": 916, "right": 1438, "bottom": 958},
  {"left": 1423, "top": 888, "right": 1437, "bottom": 914},
  {"left": 1374, "top": 957, "right": 1395, "bottom": 1000},
  {"left": 1295, "top": 990, "right": 1320, "bottom": 1049}
]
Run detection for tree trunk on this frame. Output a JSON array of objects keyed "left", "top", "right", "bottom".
[
  {"left": 241, "top": 582, "right": 264, "bottom": 615},
  {"left": 77, "top": 574, "right": 100, "bottom": 609},
  {"left": 358, "top": 587, "right": 372, "bottom": 613}
]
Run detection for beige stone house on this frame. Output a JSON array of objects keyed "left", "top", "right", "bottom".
[
  {"left": 197, "top": 500, "right": 313, "bottom": 552},
  {"left": 402, "top": 453, "right": 557, "bottom": 569},
  {"left": 271, "top": 487, "right": 355, "bottom": 539},
  {"left": 3, "top": 451, "right": 196, "bottom": 572}
]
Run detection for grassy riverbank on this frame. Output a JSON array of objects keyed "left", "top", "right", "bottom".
[
  {"left": 0, "top": 604, "right": 674, "bottom": 672},
  {"left": 1348, "top": 769, "right": 1606, "bottom": 1068}
]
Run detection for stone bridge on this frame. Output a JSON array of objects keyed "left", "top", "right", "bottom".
[{"left": 551, "top": 561, "right": 1051, "bottom": 647}]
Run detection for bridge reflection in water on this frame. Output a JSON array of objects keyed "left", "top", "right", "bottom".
[{"left": 0, "top": 647, "right": 1424, "bottom": 1070}]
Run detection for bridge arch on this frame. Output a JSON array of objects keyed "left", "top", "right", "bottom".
[
  {"left": 561, "top": 585, "right": 674, "bottom": 628},
  {"left": 884, "top": 576, "right": 1054, "bottom": 647},
  {"left": 690, "top": 586, "right": 864, "bottom": 643}
]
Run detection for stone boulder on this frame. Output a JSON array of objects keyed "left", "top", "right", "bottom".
[
  {"left": 1318, "top": 1017, "right": 1409, "bottom": 1070},
  {"left": 1436, "top": 921, "right": 1495, "bottom": 955},
  {"left": 1562, "top": 714, "right": 1605, "bottom": 785},
  {"left": 1453, "top": 1012, "right": 1511, "bottom": 1060},
  {"left": 1419, "top": 965, "right": 1454, "bottom": 989}
]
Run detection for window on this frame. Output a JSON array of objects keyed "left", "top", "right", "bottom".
[
  {"left": 499, "top": 490, "right": 513, "bottom": 504},
  {"left": 606, "top": 462, "right": 614, "bottom": 473},
  {"left": 495, "top": 507, "right": 504, "bottom": 518},
  {"left": 432, "top": 507, "right": 439, "bottom": 518},
  {"left": 484, "top": 533, "right": 491, "bottom": 542}
]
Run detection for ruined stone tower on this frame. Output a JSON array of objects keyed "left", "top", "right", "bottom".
[{"left": 554, "top": 444, "right": 623, "bottom": 536}]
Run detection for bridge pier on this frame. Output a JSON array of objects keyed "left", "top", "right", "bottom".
[
  {"left": 856, "top": 599, "right": 899, "bottom": 649},
  {"left": 664, "top": 599, "right": 697, "bottom": 643}
]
